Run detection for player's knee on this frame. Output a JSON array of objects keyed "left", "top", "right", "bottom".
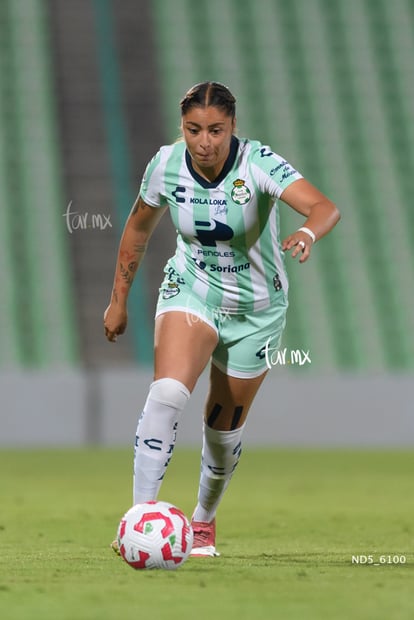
[{"left": 149, "top": 377, "right": 190, "bottom": 410}]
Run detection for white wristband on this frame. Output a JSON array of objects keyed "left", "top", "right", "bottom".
[{"left": 298, "top": 226, "right": 316, "bottom": 243}]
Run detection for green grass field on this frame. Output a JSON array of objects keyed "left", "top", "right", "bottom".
[{"left": 0, "top": 448, "right": 413, "bottom": 620}]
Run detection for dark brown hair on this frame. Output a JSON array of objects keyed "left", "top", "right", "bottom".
[{"left": 180, "top": 82, "right": 236, "bottom": 119}]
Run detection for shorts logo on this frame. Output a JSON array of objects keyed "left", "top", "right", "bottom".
[
  {"left": 162, "top": 282, "right": 180, "bottom": 299},
  {"left": 231, "top": 179, "right": 251, "bottom": 205},
  {"left": 161, "top": 267, "right": 185, "bottom": 299},
  {"left": 273, "top": 273, "right": 282, "bottom": 291}
]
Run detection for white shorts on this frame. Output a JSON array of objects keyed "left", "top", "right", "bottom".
[{"left": 155, "top": 269, "right": 288, "bottom": 379}]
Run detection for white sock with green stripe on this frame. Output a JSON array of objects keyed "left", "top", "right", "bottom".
[
  {"left": 133, "top": 378, "right": 190, "bottom": 504},
  {"left": 192, "top": 422, "right": 245, "bottom": 523}
]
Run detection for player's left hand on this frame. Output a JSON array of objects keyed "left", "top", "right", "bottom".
[{"left": 281, "top": 233, "right": 312, "bottom": 263}]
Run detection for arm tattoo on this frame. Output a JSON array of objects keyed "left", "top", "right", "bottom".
[
  {"left": 120, "top": 262, "right": 133, "bottom": 285},
  {"left": 117, "top": 199, "right": 148, "bottom": 290},
  {"left": 133, "top": 243, "right": 146, "bottom": 254},
  {"left": 131, "top": 196, "right": 147, "bottom": 216},
  {"left": 120, "top": 247, "right": 145, "bottom": 261}
]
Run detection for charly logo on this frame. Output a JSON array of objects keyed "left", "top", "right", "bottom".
[
  {"left": 172, "top": 186, "right": 186, "bottom": 203},
  {"left": 231, "top": 179, "right": 251, "bottom": 205}
]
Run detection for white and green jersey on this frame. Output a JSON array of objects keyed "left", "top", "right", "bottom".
[{"left": 140, "top": 136, "right": 302, "bottom": 314}]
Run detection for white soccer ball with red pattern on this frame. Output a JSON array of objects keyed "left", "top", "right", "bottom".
[{"left": 117, "top": 501, "right": 193, "bottom": 570}]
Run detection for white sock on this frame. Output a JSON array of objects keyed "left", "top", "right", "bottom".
[
  {"left": 192, "top": 422, "right": 245, "bottom": 523},
  {"left": 133, "top": 377, "right": 190, "bottom": 504}
]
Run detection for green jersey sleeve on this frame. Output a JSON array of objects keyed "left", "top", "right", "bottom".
[{"left": 248, "top": 142, "right": 303, "bottom": 198}]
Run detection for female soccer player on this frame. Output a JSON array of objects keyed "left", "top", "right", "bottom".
[{"left": 104, "top": 82, "right": 340, "bottom": 557}]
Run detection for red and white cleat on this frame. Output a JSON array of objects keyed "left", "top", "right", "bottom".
[{"left": 190, "top": 519, "right": 220, "bottom": 557}]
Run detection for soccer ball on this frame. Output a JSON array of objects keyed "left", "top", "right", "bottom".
[{"left": 117, "top": 501, "right": 194, "bottom": 570}]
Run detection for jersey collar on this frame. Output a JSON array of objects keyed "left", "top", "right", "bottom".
[{"left": 185, "top": 135, "right": 239, "bottom": 189}]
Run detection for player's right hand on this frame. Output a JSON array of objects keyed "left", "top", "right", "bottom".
[{"left": 103, "top": 303, "right": 128, "bottom": 342}]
